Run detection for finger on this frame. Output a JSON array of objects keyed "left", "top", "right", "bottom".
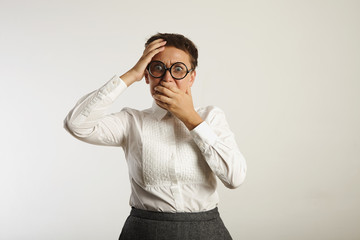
[
  {"left": 143, "top": 42, "right": 165, "bottom": 56},
  {"left": 155, "top": 85, "right": 176, "bottom": 97},
  {"left": 155, "top": 100, "right": 169, "bottom": 110},
  {"left": 143, "top": 40, "right": 167, "bottom": 56},
  {"left": 160, "top": 82, "right": 181, "bottom": 93},
  {"left": 153, "top": 92, "right": 172, "bottom": 104},
  {"left": 147, "top": 38, "right": 165, "bottom": 48},
  {"left": 142, "top": 45, "right": 166, "bottom": 65},
  {"left": 145, "top": 45, "right": 165, "bottom": 59},
  {"left": 143, "top": 38, "right": 164, "bottom": 52}
]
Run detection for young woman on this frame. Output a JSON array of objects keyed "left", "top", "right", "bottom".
[{"left": 64, "top": 33, "right": 247, "bottom": 240}]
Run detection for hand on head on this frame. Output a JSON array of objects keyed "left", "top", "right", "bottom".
[
  {"left": 132, "top": 39, "right": 167, "bottom": 82},
  {"left": 120, "top": 39, "right": 166, "bottom": 86}
]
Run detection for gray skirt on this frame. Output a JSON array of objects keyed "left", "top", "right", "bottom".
[{"left": 118, "top": 207, "right": 233, "bottom": 240}]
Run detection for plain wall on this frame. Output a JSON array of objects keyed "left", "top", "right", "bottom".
[{"left": 1, "top": 0, "right": 359, "bottom": 239}]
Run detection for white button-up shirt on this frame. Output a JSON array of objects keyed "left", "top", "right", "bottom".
[{"left": 64, "top": 74, "right": 247, "bottom": 213}]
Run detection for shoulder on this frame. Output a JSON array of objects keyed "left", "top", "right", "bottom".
[{"left": 121, "top": 106, "right": 138, "bottom": 114}]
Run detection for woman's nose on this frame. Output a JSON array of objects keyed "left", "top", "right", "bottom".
[{"left": 161, "top": 69, "right": 175, "bottom": 82}]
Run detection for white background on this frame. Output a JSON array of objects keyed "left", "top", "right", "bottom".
[{"left": 1, "top": 0, "right": 359, "bottom": 239}]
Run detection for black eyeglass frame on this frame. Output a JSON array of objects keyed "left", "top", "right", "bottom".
[{"left": 146, "top": 60, "right": 194, "bottom": 80}]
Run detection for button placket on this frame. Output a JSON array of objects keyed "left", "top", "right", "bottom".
[{"left": 168, "top": 117, "right": 184, "bottom": 211}]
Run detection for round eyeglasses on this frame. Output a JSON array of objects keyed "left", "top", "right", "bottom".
[{"left": 147, "top": 61, "right": 194, "bottom": 80}]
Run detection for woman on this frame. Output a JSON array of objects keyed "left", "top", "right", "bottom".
[{"left": 64, "top": 33, "right": 247, "bottom": 240}]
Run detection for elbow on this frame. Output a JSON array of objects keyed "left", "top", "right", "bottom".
[
  {"left": 63, "top": 117, "right": 78, "bottom": 135},
  {"left": 63, "top": 117, "right": 73, "bottom": 134},
  {"left": 226, "top": 184, "right": 240, "bottom": 190},
  {"left": 224, "top": 164, "right": 247, "bottom": 189},
  {"left": 227, "top": 174, "right": 246, "bottom": 189},
  {"left": 63, "top": 117, "right": 78, "bottom": 138},
  {"left": 63, "top": 116, "right": 94, "bottom": 138},
  {"left": 63, "top": 117, "right": 70, "bottom": 132}
]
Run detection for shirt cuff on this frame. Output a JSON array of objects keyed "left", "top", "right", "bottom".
[
  {"left": 190, "top": 121, "right": 217, "bottom": 152},
  {"left": 103, "top": 74, "right": 128, "bottom": 101}
]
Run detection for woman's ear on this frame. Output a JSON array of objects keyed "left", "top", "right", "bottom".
[
  {"left": 144, "top": 71, "right": 150, "bottom": 84},
  {"left": 189, "top": 70, "right": 196, "bottom": 87}
]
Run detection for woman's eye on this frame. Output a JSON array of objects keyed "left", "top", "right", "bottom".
[
  {"left": 174, "top": 67, "right": 183, "bottom": 72},
  {"left": 154, "top": 65, "right": 163, "bottom": 71}
]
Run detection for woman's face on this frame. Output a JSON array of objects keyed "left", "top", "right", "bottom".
[{"left": 145, "top": 46, "right": 196, "bottom": 97}]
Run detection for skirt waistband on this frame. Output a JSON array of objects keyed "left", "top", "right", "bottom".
[{"left": 130, "top": 207, "right": 220, "bottom": 222}]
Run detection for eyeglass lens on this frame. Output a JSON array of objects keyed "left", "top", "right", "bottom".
[{"left": 148, "top": 61, "right": 188, "bottom": 79}]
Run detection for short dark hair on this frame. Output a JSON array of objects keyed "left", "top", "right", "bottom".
[{"left": 145, "top": 33, "right": 198, "bottom": 69}]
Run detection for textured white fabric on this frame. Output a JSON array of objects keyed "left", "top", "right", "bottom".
[{"left": 64, "top": 74, "right": 247, "bottom": 213}]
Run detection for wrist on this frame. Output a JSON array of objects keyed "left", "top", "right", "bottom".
[
  {"left": 183, "top": 111, "right": 203, "bottom": 131},
  {"left": 120, "top": 69, "right": 142, "bottom": 86}
]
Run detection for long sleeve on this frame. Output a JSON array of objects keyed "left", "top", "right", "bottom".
[
  {"left": 190, "top": 106, "right": 247, "bottom": 189},
  {"left": 63, "top": 74, "right": 130, "bottom": 147}
]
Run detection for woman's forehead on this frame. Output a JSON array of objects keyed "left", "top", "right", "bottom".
[{"left": 152, "top": 46, "right": 191, "bottom": 65}]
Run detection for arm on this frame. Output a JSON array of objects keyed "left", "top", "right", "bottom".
[
  {"left": 63, "top": 75, "right": 130, "bottom": 147},
  {"left": 150, "top": 64, "right": 246, "bottom": 188},
  {"left": 64, "top": 39, "right": 167, "bottom": 146},
  {"left": 190, "top": 106, "right": 247, "bottom": 189}
]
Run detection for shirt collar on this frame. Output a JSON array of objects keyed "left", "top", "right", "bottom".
[{"left": 151, "top": 101, "right": 171, "bottom": 121}]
